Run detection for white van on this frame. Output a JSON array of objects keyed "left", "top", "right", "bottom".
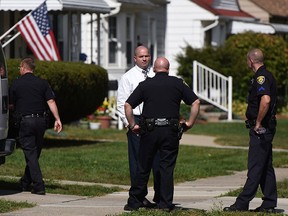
[{"left": 0, "top": 43, "right": 16, "bottom": 165}]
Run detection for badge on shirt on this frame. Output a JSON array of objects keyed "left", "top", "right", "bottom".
[{"left": 256, "top": 76, "right": 265, "bottom": 85}]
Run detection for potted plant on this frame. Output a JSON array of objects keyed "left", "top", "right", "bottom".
[
  {"left": 95, "top": 97, "right": 112, "bottom": 129},
  {"left": 86, "top": 114, "right": 101, "bottom": 130}
]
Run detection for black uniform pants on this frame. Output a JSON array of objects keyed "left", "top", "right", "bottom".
[
  {"left": 127, "top": 115, "right": 160, "bottom": 202},
  {"left": 235, "top": 127, "right": 277, "bottom": 209},
  {"left": 19, "top": 117, "right": 46, "bottom": 191},
  {"left": 128, "top": 126, "right": 179, "bottom": 210}
]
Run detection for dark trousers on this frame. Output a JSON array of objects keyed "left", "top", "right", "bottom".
[
  {"left": 19, "top": 117, "right": 46, "bottom": 191},
  {"left": 128, "top": 127, "right": 179, "bottom": 209},
  {"left": 235, "top": 128, "right": 277, "bottom": 209},
  {"left": 127, "top": 116, "right": 160, "bottom": 202}
]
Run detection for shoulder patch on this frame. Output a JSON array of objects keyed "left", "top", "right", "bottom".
[{"left": 256, "top": 76, "right": 265, "bottom": 85}]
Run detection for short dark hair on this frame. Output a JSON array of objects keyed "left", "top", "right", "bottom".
[{"left": 21, "top": 57, "right": 35, "bottom": 71}]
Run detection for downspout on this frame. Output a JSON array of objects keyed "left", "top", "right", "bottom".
[
  {"left": 202, "top": 19, "right": 219, "bottom": 32},
  {"left": 97, "top": 13, "right": 101, "bottom": 65},
  {"left": 202, "top": 19, "right": 219, "bottom": 47}
]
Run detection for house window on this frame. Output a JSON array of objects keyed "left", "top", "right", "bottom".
[{"left": 108, "top": 16, "right": 117, "bottom": 64}]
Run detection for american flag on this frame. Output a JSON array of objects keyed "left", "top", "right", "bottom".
[{"left": 17, "top": 2, "right": 61, "bottom": 61}]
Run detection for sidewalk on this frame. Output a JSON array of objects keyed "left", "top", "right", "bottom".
[{"left": 1, "top": 134, "right": 287, "bottom": 216}]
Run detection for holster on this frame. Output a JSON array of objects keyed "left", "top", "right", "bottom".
[{"left": 178, "top": 122, "right": 189, "bottom": 140}]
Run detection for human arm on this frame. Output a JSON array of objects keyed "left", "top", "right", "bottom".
[
  {"left": 183, "top": 99, "right": 200, "bottom": 131},
  {"left": 47, "top": 99, "right": 62, "bottom": 133},
  {"left": 117, "top": 77, "right": 130, "bottom": 127},
  {"left": 124, "top": 102, "right": 140, "bottom": 134},
  {"left": 255, "top": 95, "right": 270, "bottom": 132}
]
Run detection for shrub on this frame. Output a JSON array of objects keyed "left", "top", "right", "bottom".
[
  {"left": 7, "top": 59, "right": 108, "bottom": 124},
  {"left": 177, "top": 32, "right": 288, "bottom": 111}
]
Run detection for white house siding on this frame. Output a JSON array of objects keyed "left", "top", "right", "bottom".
[
  {"left": 166, "top": 0, "right": 217, "bottom": 76},
  {"left": 81, "top": 1, "right": 167, "bottom": 82}
]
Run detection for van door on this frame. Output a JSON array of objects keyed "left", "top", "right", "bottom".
[{"left": 0, "top": 43, "right": 16, "bottom": 164}]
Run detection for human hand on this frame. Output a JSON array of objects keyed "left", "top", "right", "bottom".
[{"left": 54, "top": 120, "right": 62, "bottom": 133}]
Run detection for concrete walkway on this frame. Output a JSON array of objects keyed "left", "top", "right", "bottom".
[{"left": 1, "top": 134, "right": 287, "bottom": 216}]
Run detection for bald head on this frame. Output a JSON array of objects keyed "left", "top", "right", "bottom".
[
  {"left": 247, "top": 48, "right": 264, "bottom": 72},
  {"left": 247, "top": 48, "right": 264, "bottom": 64},
  {"left": 153, "top": 57, "right": 170, "bottom": 74}
]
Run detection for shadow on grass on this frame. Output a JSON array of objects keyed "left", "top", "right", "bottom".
[
  {"left": 43, "top": 138, "right": 103, "bottom": 149},
  {"left": 0, "top": 180, "right": 22, "bottom": 196}
]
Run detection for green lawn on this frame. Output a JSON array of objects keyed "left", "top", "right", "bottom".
[
  {"left": 0, "top": 120, "right": 287, "bottom": 215},
  {"left": 190, "top": 119, "right": 288, "bottom": 149}
]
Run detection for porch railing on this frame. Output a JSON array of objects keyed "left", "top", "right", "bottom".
[{"left": 193, "top": 60, "right": 233, "bottom": 121}]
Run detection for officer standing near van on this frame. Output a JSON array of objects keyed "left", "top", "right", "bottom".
[
  {"left": 9, "top": 57, "right": 62, "bottom": 195},
  {"left": 224, "top": 48, "right": 278, "bottom": 213},
  {"left": 124, "top": 57, "right": 200, "bottom": 211}
]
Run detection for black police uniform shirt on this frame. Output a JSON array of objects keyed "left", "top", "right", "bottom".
[
  {"left": 126, "top": 72, "right": 198, "bottom": 119},
  {"left": 10, "top": 73, "right": 55, "bottom": 115},
  {"left": 245, "top": 65, "right": 277, "bottom": 122}
]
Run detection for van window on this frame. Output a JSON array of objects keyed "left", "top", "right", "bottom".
[{"left": 0, "top": 48, "right": 7, "bottom": 78}]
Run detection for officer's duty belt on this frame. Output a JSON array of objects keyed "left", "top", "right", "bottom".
[
  {"left": 145, "top": 118, "right": 179, "bottom": 127},
  {"left": 22, "top": 113, "right": 46, "bottom": 118}
]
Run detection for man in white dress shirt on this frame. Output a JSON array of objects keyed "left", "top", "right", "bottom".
[{"left": 117, "top": 45, "right": 160, "bottom": 209}]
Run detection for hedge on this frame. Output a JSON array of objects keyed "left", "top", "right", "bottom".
[
  {"left": 7, "top": 59, "right": 108, "bottom": 124},
  {"left": 177, "top": 32, "right": 288, "bottom": 110}
]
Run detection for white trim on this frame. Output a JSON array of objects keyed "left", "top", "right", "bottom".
[{"left": 230, "top": 21, "right": 275, "bottom": 34}]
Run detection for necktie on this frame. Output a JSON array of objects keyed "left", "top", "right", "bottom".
[{"left": 142, "top": 70, "right": 148, "bottom": 78}]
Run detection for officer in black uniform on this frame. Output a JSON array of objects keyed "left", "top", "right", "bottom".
[
  {"left": 224, "top": 48, "right": 277, "bottom": 213},
  {"left": 9, "top": 57, "right": 62, "bottom": 195},
  {"left": 124, "top": 57, "right": 200, "bottom": 211}
]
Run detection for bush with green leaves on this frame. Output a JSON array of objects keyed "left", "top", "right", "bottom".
[
  {"left": 7, "top": 59, "right": 108, "bottom": 123},
  {"left": 177, "top": 32, "right": 288, "bottom": 110}
]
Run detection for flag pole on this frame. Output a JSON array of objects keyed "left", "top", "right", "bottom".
[
  {"left": 0, "top": 12, "right": 32, "bottom": 41},
  {"left": 2, "top": 32, "right": 21, "bottom": 48}
]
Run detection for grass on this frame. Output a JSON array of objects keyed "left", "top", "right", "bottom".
[
  {"left": 0, "top": 119, "right": 287, "bottom": 215},
  {"left": 118, "top": 208, "right": 286, "bottom": 216},
  {"left": 0, "top": 176, "right": 123, "bottom": 196},
  {"left": 224, "top": 179, "right": 288, "bottom": 198},
  {"left": 0, "top": 199, "right": 34, "bottom": 213}
]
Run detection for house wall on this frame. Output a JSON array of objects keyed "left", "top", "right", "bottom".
[
  {"left": 165, "top": 0, "right": 217, "bottom": 76},
  {"left": 81, "top": 2, "right": 167, "bottom": 82}
]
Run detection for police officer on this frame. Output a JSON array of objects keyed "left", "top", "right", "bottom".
[
  {"left": 9, "top": 57, "right": 62, "bottom": 195},
  {"left": 124, "top": 57, "right": 200, "bottom": 211},
  {"left": 117, "top": 45, "right": 160, "bottom": 208},
  {"left": 224, "top": 48, "right": 277, "bottom": 213}
]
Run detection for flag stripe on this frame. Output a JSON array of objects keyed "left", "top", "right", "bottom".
[
  {"left": 26, "top": 17, "right": 53, "bottom": 60},
  {"left": 21, "top": 19, "right": 47, "bottom": 60},
  {"left": 17, "top": 21, "right": 45, "bottom": 60},
  {"left": 16, "top": 2, "right": 60, "bottom": 61}
]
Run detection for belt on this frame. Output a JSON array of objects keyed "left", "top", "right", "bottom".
[
  {"left": 145, "top": 118, "right": 179, "bottom": 127},
  {"left": 22, "top": 113, "right": 46, "bottom": 118}
]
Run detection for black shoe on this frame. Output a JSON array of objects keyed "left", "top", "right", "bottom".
[
  {"left": 31, "top": 189, "right": 46, "bottom": 195},
  {"left": 158, "top": 205, "right": 176, "bottom": 212},
  {"left": 141, "top": 198, "right": 157, "bottom": 208},
  {"left": 252, "top": 206, "right": 276, "bottom": 213},
  {"left": 124, "top": 204, "right": 139, "bottom": 211},
  {"left": 223, "top": 204, "right": 247, "bottom": 212}
]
